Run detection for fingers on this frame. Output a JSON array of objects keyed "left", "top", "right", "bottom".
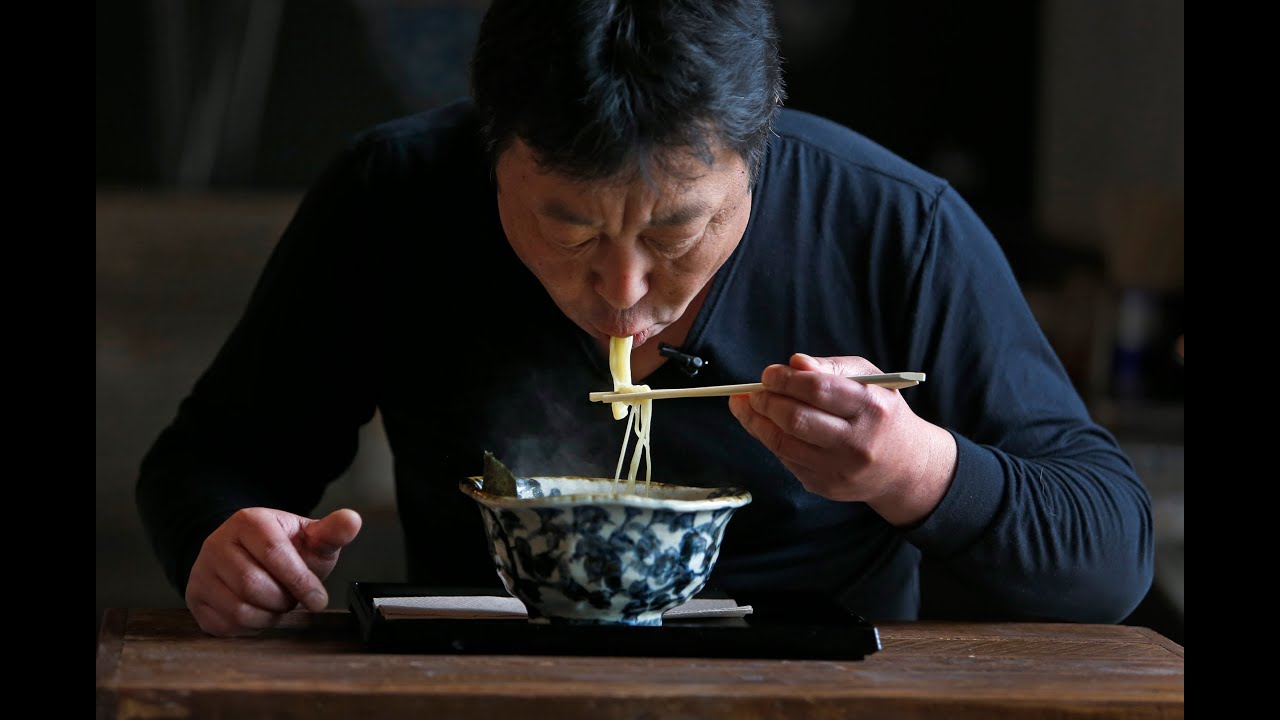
[
  {"left": 728, "top": 393, "right": 828, "bottom": 469},
  {"left": 747, "top": 389, "right": 860, "bottom": 450},
  {"left": 729, "top": 353, "right": 897, "bottom": 482},
  {"left": 729, "top": 353, "right": 942, "bottom": 510},
  {"left": 189, "top": 574, "right": 288, "bottom": 638},
  {"left": 185, "top": 507, "right": 359, "bottom": 637},
  {"left": 301, "top": 508, "right": 363, "bottom": 560},
  {"left": 760, "top": 354, "right": 888, "bottom": 418},
  {"left": 186, "top": 532, "right": 294, "bottom": 637},
  {"left": 239, "top": 511, "right": 331, "bottom": 611},
  {"left": 214, "top": 541, "right": 302, "bottom": 613}
]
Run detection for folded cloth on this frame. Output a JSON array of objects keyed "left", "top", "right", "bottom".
[{"left": 373, "top": 595, "right": 752, "bottom": 620}]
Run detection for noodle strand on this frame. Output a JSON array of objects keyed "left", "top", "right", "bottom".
[{"left": 607, "top": 336, "right": 655, "bottom": 492}]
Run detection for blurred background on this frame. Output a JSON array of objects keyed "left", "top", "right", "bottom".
[{"left": 97, "top": 0, "right": 1183, "bottom": 643}]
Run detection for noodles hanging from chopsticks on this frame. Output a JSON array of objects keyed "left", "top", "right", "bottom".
[{"left": 608, "top": 335, "right": 653, "bottom": 493}]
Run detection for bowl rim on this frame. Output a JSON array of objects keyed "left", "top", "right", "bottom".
[{"left": 459, "top": 475, "right": 752, "bottom": 510}]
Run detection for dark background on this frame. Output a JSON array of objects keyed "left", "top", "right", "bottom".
[{"left": 97, "top": 0, "right": 1184, "bottom": 644}]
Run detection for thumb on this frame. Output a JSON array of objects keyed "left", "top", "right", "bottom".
[
  {"left": 301, "top": 508, "right": 363, "bottom": 560},
  {"left": 790, "top": 353, "right": 882, "bottom": 376}
]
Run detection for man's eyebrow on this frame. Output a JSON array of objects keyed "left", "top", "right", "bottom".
[
  {"left": 650, "top": 202, "right": 712, "bottom": 227},
  {"left": 539, "top": 201, "right": 597, "bottom": 227}
]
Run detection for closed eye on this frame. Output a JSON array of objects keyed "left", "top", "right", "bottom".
[
  {"left": 551, "top": 234, "right": 599, "bottom": 252},
  {"left": 642, "top": 229, "right": 705, "bottom": 257}
]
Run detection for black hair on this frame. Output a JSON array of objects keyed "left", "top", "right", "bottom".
[{"left": 470, "top": 0, "right": 786, "bottom": 184}]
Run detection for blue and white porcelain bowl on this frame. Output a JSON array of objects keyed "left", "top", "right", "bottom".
[{"left": 459, "top": 476, "right": 752, "bottom": 626}]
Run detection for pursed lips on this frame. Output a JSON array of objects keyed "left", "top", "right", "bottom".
[{"left": 597, "top": 324, "right": 653, "bottom": 346}]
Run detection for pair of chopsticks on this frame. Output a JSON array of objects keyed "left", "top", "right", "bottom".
[{"left": 588, "top": 372, "right": 925, "bottom": 403}]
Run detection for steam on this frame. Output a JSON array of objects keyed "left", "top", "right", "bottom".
[{"left": 478, "top": 358, "right": 626, "bottom": 480}]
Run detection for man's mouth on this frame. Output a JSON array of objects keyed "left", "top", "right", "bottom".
[{"left": 597, "top": 324, "right": 653, "bottom": 347}]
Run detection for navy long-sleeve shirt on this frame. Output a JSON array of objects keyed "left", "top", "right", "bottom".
[{"left": 137, "top": 99, "right": 1154, "bottom": 623}]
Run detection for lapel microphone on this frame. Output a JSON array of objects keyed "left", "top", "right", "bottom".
[{"left": 658, "top": 342, "right": 707, "bottom": 377}]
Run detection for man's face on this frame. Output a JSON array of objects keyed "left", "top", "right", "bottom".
[{"left": 494, "top": 139, "right": 752, "bottom": 349}]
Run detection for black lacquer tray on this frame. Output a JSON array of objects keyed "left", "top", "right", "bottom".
[{"left": 349, "top": 582, "right": 882, "bottom": 660}]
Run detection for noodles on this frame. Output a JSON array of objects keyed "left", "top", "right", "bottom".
[
  {"left": 607, "top": 336, "right": 654, "bottom": 493},
  {"left": 608, "top": 336, "right": 635, "bottom": 420}
]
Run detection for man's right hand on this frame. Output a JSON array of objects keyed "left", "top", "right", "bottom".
[{"left": 185, "top": 507, "right": 362, "bottom": 637}]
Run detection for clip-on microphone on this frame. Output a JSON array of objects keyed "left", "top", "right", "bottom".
[{"left": 658, "top": 342, "right": 707, "bottom": 377}]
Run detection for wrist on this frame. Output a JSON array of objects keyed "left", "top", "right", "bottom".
[{"left": 870, "top": 422, "right": 958, "bottom": 528}]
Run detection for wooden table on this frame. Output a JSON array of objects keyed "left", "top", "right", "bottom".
[{"left": 96, "top": 608, "right": 1183, "bottom": 719}]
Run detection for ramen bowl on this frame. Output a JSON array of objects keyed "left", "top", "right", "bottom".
[{"left": 459, "top": 475, "right": 752, "bottom": 626}]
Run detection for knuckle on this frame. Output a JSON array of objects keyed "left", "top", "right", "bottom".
[
  {"left": 233, "top": 507, "right": 268, "bottom": 526},
  {"left": 261, "top": 538, "right": 293, "bottom": 565},
  {"left": 261, "top": 543, "right": 312, "bottom": 590},
  {"left": 232, "top": 564, "right": 262, "bottom": 595},
  {"left": 195, "top": 616, "right": 226, "bottom": 637},
  {"left": 759, "top": 391, "right": 804, "bottom": 433},
  {"left": 774, "top": 367, "right": 797, "bottom": 394},
  {"left": 763, "top": 423, "right": 789, "bottom": 455},
  {"left": 866, "top": 391, "right": 891, "bottom": 415},
  {"left": 192, "top": 603, "right": 231, "bottom": 637},
  {"left": 229, "top": 603, "right": 266, "bottom": 630},
  {"left": 840, "top": 355, "right": 875, "bottom": 374},
  {"left": 784, "top": 404, "right": 813, "bottom": 438},
  {"left": 792, "top": 371, "right": 838, "bottom": 410}
]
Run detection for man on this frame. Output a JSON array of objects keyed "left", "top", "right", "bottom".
[{"left": 138, "top": 0, "right": 1153, "bottom": 637}]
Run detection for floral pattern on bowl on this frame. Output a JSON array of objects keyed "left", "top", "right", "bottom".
[{"left": 459, "top": 475, "right": 752, "bottom": 626}]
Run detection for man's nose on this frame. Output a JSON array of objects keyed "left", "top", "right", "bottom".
[{"left": 593, "top": 243, "right": 649, "bottom": 310}]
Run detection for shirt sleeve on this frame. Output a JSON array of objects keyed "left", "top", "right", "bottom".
[
  {"left": 896, "top": 185, "right": 1154, "bottom": 623},
  {"left": 135, "top": 139, "right": 380, "bottom": 598}
]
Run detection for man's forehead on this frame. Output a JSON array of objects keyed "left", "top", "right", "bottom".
[
  {"left": 539, "top": 196, "right": 714, "bottom": 228},
  {"left": 499, "top": 139, "right": 746, "bottom": 225},
  {"left": 506, "top": 138, "right": 735, "bottom": 185}
]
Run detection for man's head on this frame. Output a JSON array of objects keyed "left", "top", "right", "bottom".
[
  {"left": 471, "top": 0, "right": 785, "bottom": 348},
  {"left": 471, "top": 0, "right": 785, "bottom": 184}
]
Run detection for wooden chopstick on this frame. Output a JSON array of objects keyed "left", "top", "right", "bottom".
[{"left": 588, "top": 372, "right": 926, "bottom": 403}]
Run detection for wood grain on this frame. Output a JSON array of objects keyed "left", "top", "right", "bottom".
[{"left": 96, "top": 609, "right": 1183, "bottom": 720}]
